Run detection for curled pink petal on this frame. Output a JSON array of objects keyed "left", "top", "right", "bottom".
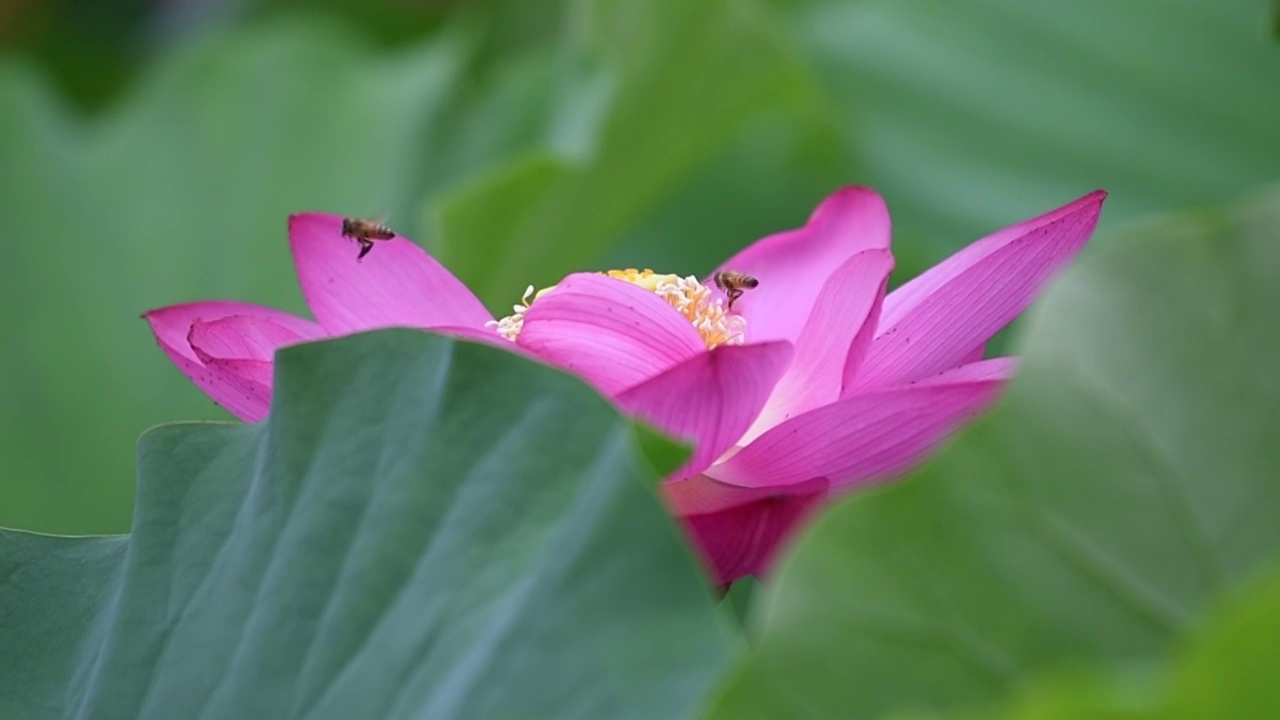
[
  {"left": 183, "top": 314, "right": 325, "bottom": 422},
  {"left": 143, "top": 302, "right": 322, "bottom": 422},
  {"left": 289, "top": 213, "right": 493, "bottom": 335},
  {"left": 144, "top": 301, "right": 321, "bottom": 362},
  {"left": 850, "top": 191, "right": 1106, "bottom": 391},
  {"left": 742, "top": 249, "right": 893, "bottom": 444},
  {"left": 711, "top": 186, "right": 891, "bottom": 343},
  {"left": 517, "top": 273, "right": 706, "bottom": 395},
  {"left": 187, "top": 314, "right": 321, "bottom": 362},
  {"left": 678, "top": 477, "right": 829, "bottom": 585},
  {"left": 712, "top": 357, "right": 1016, "bottom": 491},
  {"left": 616, "top": 341, "right": 793, "bottom": 477}
]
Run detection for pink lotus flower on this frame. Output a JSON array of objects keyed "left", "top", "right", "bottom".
[{"left": 145, "top": 187, "right": 1106, "bottom": 585}]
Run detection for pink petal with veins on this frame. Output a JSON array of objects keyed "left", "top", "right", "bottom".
[
  {"left": 679, "top": 477, "right": 829, "bottom": 585},
  {"left": 191, "top": 358, "right": 274, "bottom": 423},
  {"left": 616, "top": 341, "right": 793, "bottom": 477},
  {"left": 517, "top": 273, "right": 706, "bottom": 395},
  {"left": 289, "top": 213, "right": 492, "bottom": 335},
  {"left": 713, "top": 358, "right": 1016, "bottom": 491},
  {"left": 742, "top": 249, "right": 893, "bottom": 444},
  {"left": 850, "top": 191, "right": 1105, "bottom": 391},
  {"left": 711, "top": 186, "right": 891, "bottom": 344},
  {"left": 187, "top": 314, "right": 318, "bottom": 362}
]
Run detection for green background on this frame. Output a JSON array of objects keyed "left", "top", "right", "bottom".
[
  {"left": 2, "top": 1, "right": 1279, "bottom": 717},
  {"left": 3, "top": 0, "right": 1277, "bottom": 533}
]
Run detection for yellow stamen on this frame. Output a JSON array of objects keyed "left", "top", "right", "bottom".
[
  {"left": 604, "top": 268, "right": 679, "bottom": 292},
  {"left": 486, "top": 268, "right": 746, "bottom": 349}
]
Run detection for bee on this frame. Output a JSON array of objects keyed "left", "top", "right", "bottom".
[
  {"left": 713, "top": 270, "right": 759, "bottom": 311},
  {"left": 341, "top": 216, "right": 396, "bottom": 262}
]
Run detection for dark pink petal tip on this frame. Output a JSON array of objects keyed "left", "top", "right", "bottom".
[{"left": 677, "top": 476, "right": 830, "bottom": 585}]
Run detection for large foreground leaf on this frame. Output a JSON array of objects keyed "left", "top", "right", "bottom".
[
  {"left": 0, "top": 331, "right": 734, "bottom": 719},
  {"left": 708, "top": 189, "right": 1280, "bottom": 718}
]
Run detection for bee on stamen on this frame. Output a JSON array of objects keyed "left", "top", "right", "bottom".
[
  {"left": 713, "top": 270, "right": 759, "bottom": 311},
  {"left": 341, "top": 216, "right": 396, "bottom": 262}
]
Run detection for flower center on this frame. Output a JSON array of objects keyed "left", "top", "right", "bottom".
[{"left": 487, "top": 268, "right": 746, "bottom": 349}]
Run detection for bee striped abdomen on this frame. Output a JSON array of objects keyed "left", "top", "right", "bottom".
[
  {"left": 713, "top": 270, "right": 759, "bottom": 310},
  {"left": 341, "top": 216, "right": 397, "bottom": 262},
  {"left": 367, "top": 223, "right": 394, "bottom": 239}
]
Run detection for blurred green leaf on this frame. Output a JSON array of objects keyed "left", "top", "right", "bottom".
[
  {"left": 913, "top": 564, "right": 1280, "bottom": 720},
  {"left": 1164, "top": 563, "right": 1280, "bottom": 718},
  {"left": 631, "top": 421, "right": 694, "bottom": 482},
  {"left": 706, "top": 188, "right": 1280, "bottom": 719},
  {"left": 0, "top": 0, "right": 151, "bottom": 111},
  {"left": 601, "top": 110, "right": 848, "bottom": 276},
  {"left": 432, "top": 0, "right": 824, "bottom": 304},
  {"left": 0, "top": 330, "right": 733, "bottom": 719},
  {"left": 900, "top": 671, "right": 1164, "bottom": 720},
  {"left": 787, "top": 0, "right": 1280, "bottom": 273},
  {"left": 0, "top": 17, "right": 473, "bottom": 532}
]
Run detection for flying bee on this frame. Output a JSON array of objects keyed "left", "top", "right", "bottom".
[
  {"left": 713, "top": 270, "right": 759, "bottom": 311},
  {"left": 341, "top": 216, "right": 396, "bottom": 262}
]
